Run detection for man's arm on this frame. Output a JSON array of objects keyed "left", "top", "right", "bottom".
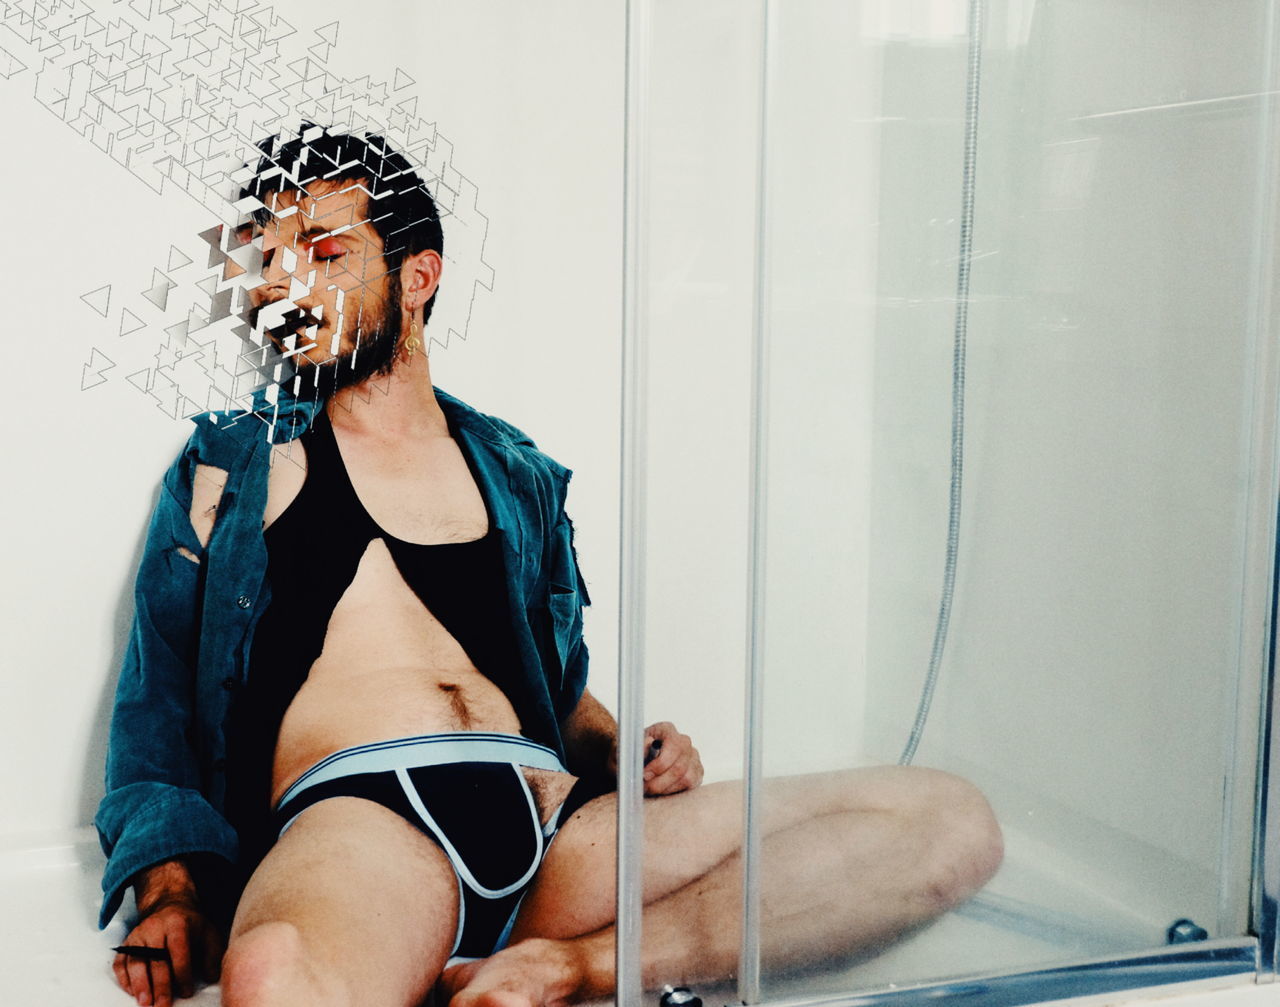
[
  {"left": 96, "top": 458, "right": 240, "bottom": 924},
  {"left": 548, "top": 505, "right": 702, "bottom": 796},
  {"left": 98, "top": 443, "right": 244, "bottom": 1005},
  {"left": 560, "top": 689, "right": 704, "bottom": 796},
  {"left": 560, "top": 687, "right": 619, "bottom": 782}
]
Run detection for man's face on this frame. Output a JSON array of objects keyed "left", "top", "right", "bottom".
[{"left": 241, "top": 179, "right": 403, "bottom": 394}]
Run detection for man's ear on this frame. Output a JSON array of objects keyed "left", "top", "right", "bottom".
[{"left": 401, "top": 248, "right": 443, "bottom": 310}]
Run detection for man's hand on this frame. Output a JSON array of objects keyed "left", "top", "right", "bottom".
[
  {"left": 112, "top": 861, "right": 224, "bottom": 1007},
  {"left": 639, "top": 721, "right": 704, "bottom": 796}
]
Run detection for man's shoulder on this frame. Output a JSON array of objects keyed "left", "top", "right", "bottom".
[
  {"left": 435, "top": 387, "right": 570, "bottom": 482},
  {"left": 183, "top": 409, "right": 277, "bottom": 463},
  {"left": 145, "top": 409, "right": 273, "bottom": 508},
  {"left": 180, "top": 390, "right": 317, "bottom": 464}
]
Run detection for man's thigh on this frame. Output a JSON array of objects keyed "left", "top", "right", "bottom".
[
  {"left": 510, "top": 777, "right": 747, "bottom": 941},
  {"left": 230, "top": 796, "right": 460, "bottom": 1004},
  {"left": 510, "top": 766, "right": 968, "bottom": 942}
]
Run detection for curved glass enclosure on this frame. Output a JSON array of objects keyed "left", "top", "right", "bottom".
[{"left": 622, "top": 0, "right": 1280, "bottom": 1003}]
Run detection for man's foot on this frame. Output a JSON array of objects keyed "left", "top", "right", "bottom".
[{"left": 441, "top": 939, "right": 587, "bottom": 1007}]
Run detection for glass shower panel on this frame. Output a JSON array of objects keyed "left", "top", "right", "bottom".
[
  {"left": 625, "top": 1, "right": 762, "bottom": 998},
  {"left": 751, "top": 0, "right": 1277, "bottom": 999}
]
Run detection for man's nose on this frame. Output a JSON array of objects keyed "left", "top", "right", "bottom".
[{"left": 252, "top": 233, "right": 310, "bottom": 302}]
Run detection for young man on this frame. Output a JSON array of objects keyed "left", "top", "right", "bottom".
[{"left": 97, "top": 126, "right": 1002, "bottom": 1007}]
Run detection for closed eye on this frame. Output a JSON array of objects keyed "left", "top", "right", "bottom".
[{"left": 310, "top": 236, "right": 347, "bottom": 261}]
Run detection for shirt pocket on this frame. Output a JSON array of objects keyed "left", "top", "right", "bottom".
[
  {"left": 547, "top": 580, "right": 580, "bottom": 670},
  {"left": 544, "top": 513, "right": 589, "bottom": 671}
]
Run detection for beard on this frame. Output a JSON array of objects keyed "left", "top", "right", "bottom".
[{"left": 256, "top": 273, "right": 404, "bottom": 402}]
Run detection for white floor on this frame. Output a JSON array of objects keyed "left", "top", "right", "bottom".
[{"left": 0, "top": 828, "right": 1265, "bottom": 1007}]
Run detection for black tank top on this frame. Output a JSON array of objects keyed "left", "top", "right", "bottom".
[{"left": 224, "top": 410, "right": 527, "bottom": 865}]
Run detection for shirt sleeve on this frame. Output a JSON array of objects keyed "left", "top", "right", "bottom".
[{"left": 93, "top": 451, "right": 239, "bottom": 929}]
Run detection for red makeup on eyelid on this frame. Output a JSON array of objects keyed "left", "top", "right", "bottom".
[{"left": 310, "top": 237, "right": 345, "bottom": 259}]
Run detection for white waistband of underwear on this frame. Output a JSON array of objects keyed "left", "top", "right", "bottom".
[{"left": 275, "top": 732, "right": 567, "bottom": 810}]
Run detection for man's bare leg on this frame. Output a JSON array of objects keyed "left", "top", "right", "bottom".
[
  {"left": 444, "top": 766, "right": 1003, "bottom": 1007},
  {"left": 221, "top": 798, "right": 460, "bottom": 1007}
]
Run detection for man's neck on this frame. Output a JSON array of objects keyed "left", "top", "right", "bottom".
[{"left": 325, "top": 351, "right": 447, "bottom": 441}]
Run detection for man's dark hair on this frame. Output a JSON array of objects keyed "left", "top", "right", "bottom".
[{"left": 238, "top": 123, "right": 444, "bottom": 326}]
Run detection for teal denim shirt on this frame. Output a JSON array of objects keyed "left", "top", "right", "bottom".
[{"left": 93, "top": 387, "right": 591, "bottom": 928}]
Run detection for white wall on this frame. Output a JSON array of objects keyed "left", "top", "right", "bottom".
[{"left": 0, "top": 0, "right": 624, "bottom": 843}]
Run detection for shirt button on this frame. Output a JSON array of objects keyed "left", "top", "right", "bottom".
[
  {"left": 211, "top": 759, "right": 227, "bottom": 772},
  {"left": 221, "top": 676, "right": 236, "bottom": 691},
  {"left": 236, "top": 595, "right": 252, "bottom": 609}
]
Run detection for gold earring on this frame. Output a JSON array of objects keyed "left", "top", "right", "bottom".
[{"left": 406, "top": 317, "right": 422, "bottom": 361}]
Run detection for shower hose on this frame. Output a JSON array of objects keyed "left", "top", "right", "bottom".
[{"left": 899, "top": 0, "right": 986, "bottom": 766}]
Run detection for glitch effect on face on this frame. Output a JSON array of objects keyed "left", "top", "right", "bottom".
[{"left": 0, "top": 0, "right": 494, "bottom": 433}]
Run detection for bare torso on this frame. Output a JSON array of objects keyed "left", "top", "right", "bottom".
[{"left": 262, "top": 408, "right": 576, "bottom": 818}]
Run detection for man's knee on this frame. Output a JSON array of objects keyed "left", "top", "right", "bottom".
[
  {"left": 222, "top": 921, "right": 323, "bottom": 1007},
  {"left": 907, "top": 769, "right": 1004, "bottom": 911}
]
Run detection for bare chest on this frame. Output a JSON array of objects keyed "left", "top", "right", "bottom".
[{"left": 264, "top": 424, "right": 488, "bottom": 543}]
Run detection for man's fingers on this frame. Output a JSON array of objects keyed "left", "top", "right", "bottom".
[
  {"left": 643, "top": 729, "right": 680, "bottom": 776},
  {"left": 150, "top": 954, "right": 173, "bottom": 1007},
  {"left": 643, "top": 744, "right": 675, "bottom": 780},
  {"left": 646, "top": 754, "right": 694, "bottom": 794},
  {"left": 125, "top": 956, "right": 151, "bottom": 1005},
  {"left": 648, "top": 748, "right": 705, "bottom": 794},
  {"left": 202, "top": 926, "right": 225, "bottom": 982},
  {"left": 643, "top": 726, "right": 689, "bottom": 779},
  {"left": 112, "top": 954, "right": 131, "bottom": 995},
  {"left": 639, "top": 721, "right": 703, "bottom": 793},
  {"left": 167, "top": 929, "right": 193, "bottom": 998}
]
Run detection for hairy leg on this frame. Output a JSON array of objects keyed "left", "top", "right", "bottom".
[
  {"left": 445, "top": 766, "right": 1002, "bottom": 1007},
  {"left": 222, "top": 797, "right": 460, "bottom": 1007}
]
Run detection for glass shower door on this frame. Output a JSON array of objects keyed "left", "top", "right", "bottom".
[
  {"left": 620, "top": 0, "right": 1280, "bottom": 1002},
  {"left": 751, "top": 0, "right": 1280, "bottom": 999}
]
